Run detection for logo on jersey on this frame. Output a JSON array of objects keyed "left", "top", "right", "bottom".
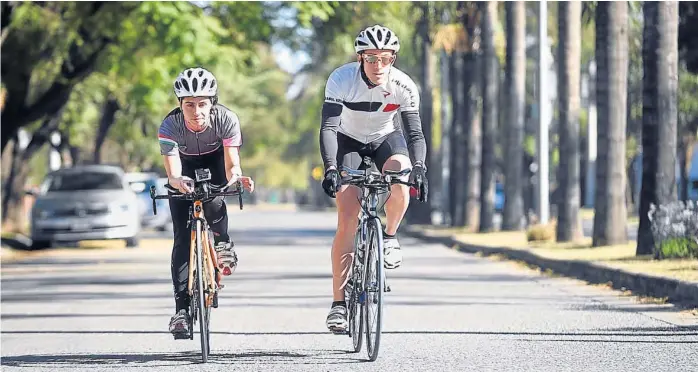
[{"left": 383, "top": 103, "right": 400, "bottom": 112}]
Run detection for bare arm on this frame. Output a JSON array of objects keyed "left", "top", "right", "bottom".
[
  {"left": 224, "top": 146, "right": 243, "bottom": 182},
  {"left": 162, "top": 154, "right": 194, "bottom": 193},
  {"left": 163, "top": 154, "right": 183, "bottom": 182},
  {"left": 224, "top": 145, "right": 254, "bottom": 191}
]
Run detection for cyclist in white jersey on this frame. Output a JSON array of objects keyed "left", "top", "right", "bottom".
[
  {"left": 319, "top": 25, "right": 429, "bottom": 333},
  {"left": 159, "top": 67, "right": 254, "bottom": 339}
]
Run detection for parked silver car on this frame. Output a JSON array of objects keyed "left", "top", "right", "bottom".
[
  {"left": 125, "top": 172, "right": 172, "bottom": 231},
  {"left": 28, "top": 165, "right": 141, "bottom": 249}
]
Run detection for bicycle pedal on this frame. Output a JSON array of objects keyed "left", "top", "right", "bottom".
[
  {"left": 330, "top": 328, "right": 349, "bottom": 336},
  {"left": 172, "top": 332, "right": 190, "bottom": 340}
]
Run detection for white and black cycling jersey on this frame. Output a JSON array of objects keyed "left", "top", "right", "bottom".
[
  {"left": 319, "top": 62, "right": 427, "bottom": 170},
  {"left": 323, "top": 61, "right": 420, "bottom": 144}
]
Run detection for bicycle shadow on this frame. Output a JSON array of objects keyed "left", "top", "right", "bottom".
[{"left": 0, "top": 349, "right": 366, "bottom": 368}]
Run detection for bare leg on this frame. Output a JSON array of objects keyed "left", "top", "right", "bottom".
[
  {"left": 331, "top": 185, "right": 361, "bottom": 301},
  {"left": 382, "top": 154, "right": 412, "bottom": 235}
]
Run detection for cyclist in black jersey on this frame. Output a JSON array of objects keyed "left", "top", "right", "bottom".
[{"left": 159, "top": 67, "right": 254, "bottom": 339}]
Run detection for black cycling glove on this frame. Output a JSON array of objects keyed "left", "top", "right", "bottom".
[
  {"left": 322, "top": 168, "right": 340, "bottom": 198},
  {"left": 412, "top": 162, "right": 428, "bottom": 203}
]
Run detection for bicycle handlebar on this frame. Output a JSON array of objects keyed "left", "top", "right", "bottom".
[
  {"left": 340, "top": 166, "right": 417, "bottom": 189},
  {"left": 149, "top": 180, "right": 244, "bottom": 215}
]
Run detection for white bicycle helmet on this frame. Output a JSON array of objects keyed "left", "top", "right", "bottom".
[
  {"left": 173, "top": 67, "right": 217, "bottom": 98},
  {"left": 354, "top": 25, "right": 400, "bottom": 54}
]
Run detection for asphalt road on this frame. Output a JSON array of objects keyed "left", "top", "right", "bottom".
[{"left": 2, "top": 209, "right": 696, "bottom": 371}]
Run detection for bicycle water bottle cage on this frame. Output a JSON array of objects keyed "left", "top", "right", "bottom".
[{"left": 195, "top": 168, "right": 212, "bottom": 183}]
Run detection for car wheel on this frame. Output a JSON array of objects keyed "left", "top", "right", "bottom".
[{"left": 125, "top": 237, "right": 140, "bottom": 248}]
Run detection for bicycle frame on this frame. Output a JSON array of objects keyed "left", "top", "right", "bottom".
[
  {"left": 341, "top": 159, "right": 415, "bottom": 361},
  {"left": 188, "top": 200, "right": 219, "bottom": 307},
  {"left": 150, "top": 168, "right": 244, "bottom": 363}
]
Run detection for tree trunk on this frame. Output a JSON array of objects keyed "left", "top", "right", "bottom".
[
  {"left": 409, "top": 2, "right": 434, "bottom": 225},
  {"left": 479, "top": 1, "right": 498, "bottom": 232},
  {"left": 461, "top": 3, "right": 482, "bottom": 229},
  {"left": 637, "top": 1, "right": 679, "bottom": 255},
  {"left": 1, "top": 111, "right": 65, "bottom": 229},
  {"left": 678, "top": 136, "right": 688, "bottom": 202},
  {"left": 502, "top": 1, "right": 526, "bottom": 231},
  {"left": 1, "top": 135, "right": 22, "bottom": 225},
  {"left": 593, "top": 2, "right": 629, "bottom": 247},
  {"left": 450, "top": 49, "right": 465, "bottom": 227},
  {"left": 556, "top": 1, "right": 584, "bottom": 241},
  {"left": 464, "top": 51, "right": 482, "bottom": 229},
  {"left": 437, "top": 48, "right": 450, "bottom": 223},
  {"left": 93, "top": 95, "right": 120, "bottom": 164}
]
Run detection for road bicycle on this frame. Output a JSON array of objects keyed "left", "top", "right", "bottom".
[
  {"left": 338, "top": 156, "right": 417, "bottom": 362},
  {"left": 150, "top": 168, "right": 244, "bottom": 363}
]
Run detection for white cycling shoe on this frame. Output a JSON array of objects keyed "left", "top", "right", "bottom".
[{"left": 383, "top": 237, "right": 402, "bottom": 269}]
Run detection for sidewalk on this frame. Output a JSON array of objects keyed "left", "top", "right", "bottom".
[{"left": 405, "top": 225, "right": 698, "bottom": 308}]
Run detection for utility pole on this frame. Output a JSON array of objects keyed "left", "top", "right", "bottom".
[{"left": 537, "top": 0, "right": 550, "bottom": 224}]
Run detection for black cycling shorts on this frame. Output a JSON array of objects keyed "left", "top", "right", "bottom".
[{"left": 337, "top": 130, "right": 410, "bottom": 181}]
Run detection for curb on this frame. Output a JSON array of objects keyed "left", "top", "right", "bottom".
[{"left": 405, "top": 227, "right": 698, "bottom": 308}]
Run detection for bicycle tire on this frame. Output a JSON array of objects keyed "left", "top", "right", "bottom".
[
  {"left": 348, "top": 224, "right": 365, "bottom": 352},
  {"left": 363, "top": 217, "right": 383, "bottom": 361},
  {"left": 195, "top": 220, "right": 210, "bottom": 363},
  {"left": 189, "top": 276, "right": 196, "bottom": 341}
]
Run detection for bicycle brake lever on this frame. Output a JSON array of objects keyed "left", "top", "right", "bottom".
[{"left": 237, "top": 181, "right": 244, "bottom": 210}]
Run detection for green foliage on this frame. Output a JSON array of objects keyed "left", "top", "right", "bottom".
[
  {"left": 657, "top": 237, "right": 698, "bottom": 259},
  {"left": 679, "top": 66, "right": 698, "bottom": 133}
]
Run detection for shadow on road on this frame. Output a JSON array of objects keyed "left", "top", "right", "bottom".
[
  {"left": 0, "top": 351, "right": 202, "bottom": 368},
  {"left": 0, "top": 348, "right": 365, "bottom": 368}
]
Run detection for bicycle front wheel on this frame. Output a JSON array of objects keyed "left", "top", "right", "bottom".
[
  {"left": 195, "top": 220, "right": 210, "bottom": 363},
  {"left": 363, "top": 217, "right": 383, "bottom": 361},
  {"left": 345, "top": 229, "right": 366, "bottom": 353}
]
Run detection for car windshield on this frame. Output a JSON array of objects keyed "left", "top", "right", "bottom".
[{"left": 47, "top": 171, "right": 123, "bottom": 192}]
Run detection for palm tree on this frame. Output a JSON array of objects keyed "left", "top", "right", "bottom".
[
  {"left": 409, "top": 2, "right": 435, "bottom": 225},
  {"left": 592, "top": 2, "right": 629, "bottom": 247},
  {"left": 556, "top": 2, "right": 584, "bottom": 241},
  {"left": 636, "top": 2, "right": 679, "bottom": 255},
  {"left": 501, "top": 1, "right": 526, "bottom": 231},
  {"left": 479, "top": 0, "right": 497, "bottom": 232},
  {"left": 462, "top": 2, "right": 482, "bottom": 229}
]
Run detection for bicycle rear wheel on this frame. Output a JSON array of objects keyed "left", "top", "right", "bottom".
[
  {"left": 195, "top": 221, "right": 210, "bottom": 363},
  {"left": 363, "top": 217, "right": 383, "bottom": 361}
]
